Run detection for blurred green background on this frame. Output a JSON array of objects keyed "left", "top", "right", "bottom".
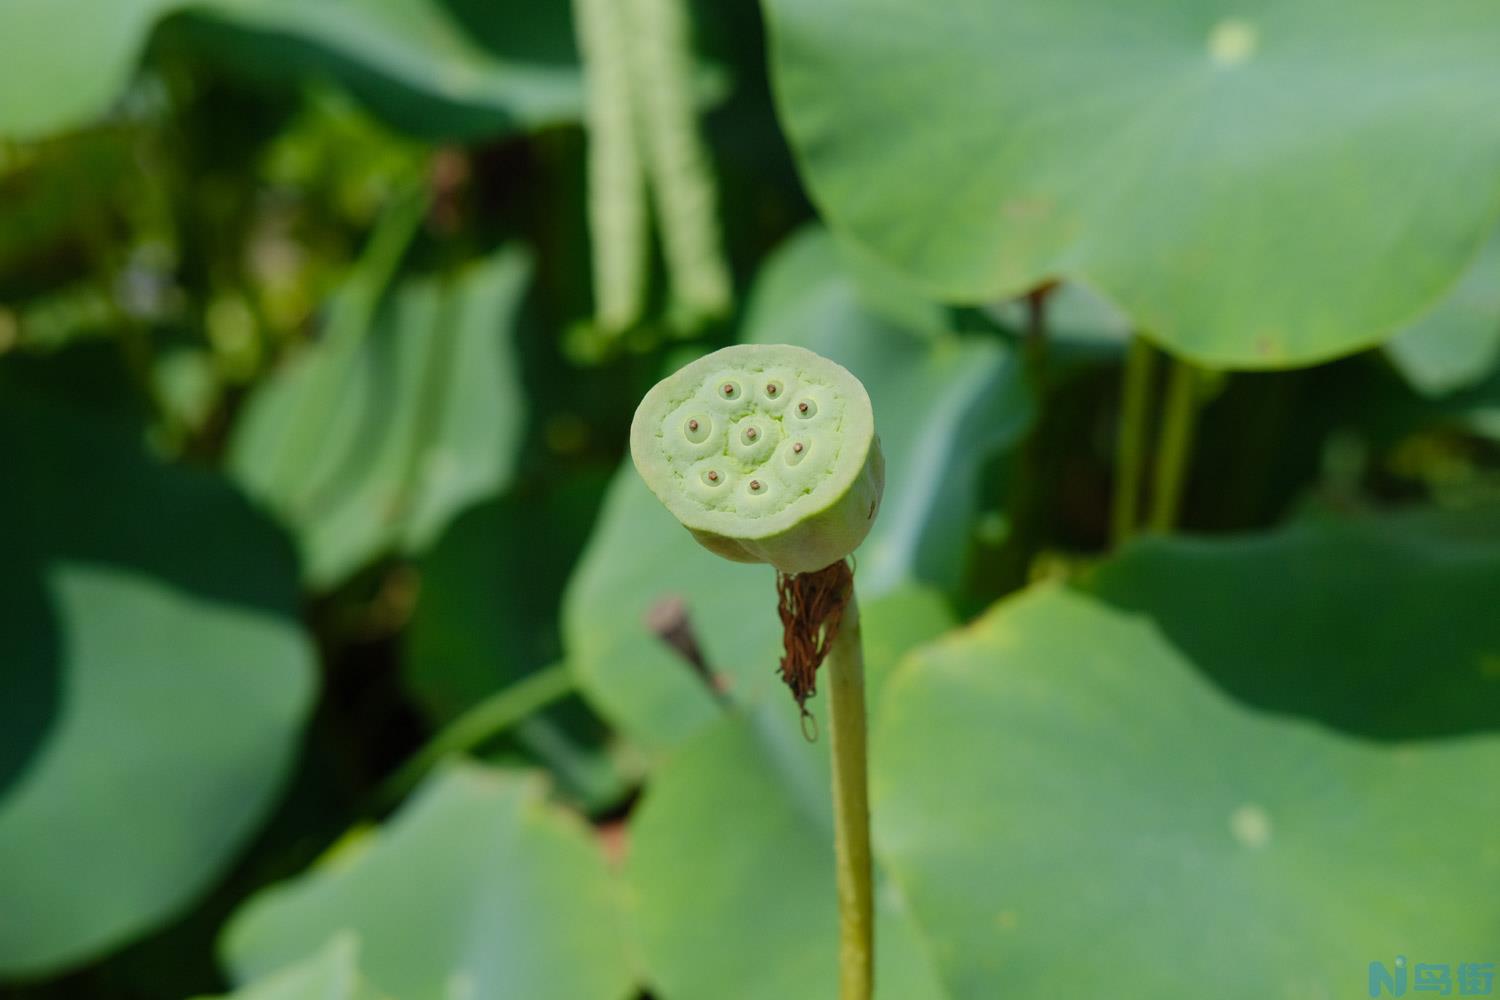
[{"left": 2, "top": 1, "right": 1499, "bottom": 998}]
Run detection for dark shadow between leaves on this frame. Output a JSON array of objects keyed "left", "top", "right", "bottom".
[
  {"left": 1083, "top": 507, "right": 1500, "bottom": 741},
  {"left": 0, "top": 542, "right": 60, "bottom": 806}
]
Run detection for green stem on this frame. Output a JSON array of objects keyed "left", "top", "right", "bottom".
[
  {"left": 827, "top": 590, "right": 873, "bottom": 1000},
  {"left": 626, "top": 0, "right": 733, "bottom": 329},
  {"left": 1147, "top": 355, "right": 1200, "bottom": 534},
  {"left": 1111, "top": 334, "right": 1155, "bottom": 545},
  {"left": 573, "top": 0, "right": 649, "bottom": 334},
  {"left": 377, "top": 664, "right": 575, "bottom": 809}
]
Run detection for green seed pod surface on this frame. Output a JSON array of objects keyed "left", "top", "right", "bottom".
[{"left": 631, "top": 343, "right": 884, "bottom": 574}]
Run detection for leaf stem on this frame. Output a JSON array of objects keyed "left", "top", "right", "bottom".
[
  {"left": 1111, "top": 334, "right": 1155, "bottom": 545},
  {"left": 377, "top": 664, "right": 576, "bottom": 809},
  {"left": 1146, "top": 355, "right": 1200, "bottom": 534},
  {"left": 827, "top": 589, "right": 873, "bottom": 1000}
]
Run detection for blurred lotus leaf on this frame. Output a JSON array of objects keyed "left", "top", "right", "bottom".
[
  {"left": 196, "top": 934, "right": 382, "bottom": 1000},
  {"left": 1387, "top": 230, "right": 1500, "bottom": 398},
  {"left": 222, "top": 764, "right": 636, "bottom": 1000},
  {"left": 0, "top": 0, "right": 582, "bottom": 142},
  {"left": 0, "top": 372, "right": 316, "bottom": 977},
  {"left": 231, "top": 193, "right": 530, "bottom": 589}
]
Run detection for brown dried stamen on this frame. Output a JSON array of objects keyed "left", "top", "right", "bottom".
[{"left": 775, "top": 560, "right": 853, "bottom": 740}]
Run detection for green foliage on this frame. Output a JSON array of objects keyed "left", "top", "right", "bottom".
[
  {"left": 1388, "top": 231, "right": 1500, "bottom": 397},
  {"left": 4, "top": 2, "right": 1500, "bottom": 998},
  {"left": 877, "top": 581, "right": 1500, "bottom": 999},
  {"left": 763, "top": 0, "right": 1500, "bottom": 368},
  {"left": 404, "top": 491, "right": 594, "bottom": 724},
  {"left": 196, "top": 935, "right": 379, "bottom": 1000},
  {"left": 230, "top": 200, "right": 531, "bottom": 587},
  {"left": 222, "top": 765, "right": 635, "bottom": 1000},
  {"left": 0, "top": 374, "right": 315, "bottom": 978},
  {"left": 1085, "top": 506, "right": 1500, "bottom": 738},
  {"left": 0, "top": 0, "right": 582, "bottom": 142}
]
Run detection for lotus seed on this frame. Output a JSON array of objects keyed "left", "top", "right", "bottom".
[
  {"left": 745, "top": 426, "right": 759, "bottom": 442},
  {"left": 793, "top": 442, "right": 804, "bottom": 453},
  {"left": 797, "top": 399, "right": 818, "bottom": 418},
  {"left": 721, "top": 382, "right": 740, "bottom": 399},
  {"left": 684, "top": 415, "right": 711, "bottom": 443},
  {"left": 749, "top": 479, "right": 763, "bottom": 493},
  {"left": 705, "top": 470, "right": 721, "bottom": 484},
  {"left": 765, "top": 381, "right": 781, "bottom": 397},
  {"left": 689, "top": 419, "right": 698, "bottom": 430}
]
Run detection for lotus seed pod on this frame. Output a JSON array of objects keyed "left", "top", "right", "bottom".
[{"left": 630, "top": 343, "right": 884, "bottom": 575}]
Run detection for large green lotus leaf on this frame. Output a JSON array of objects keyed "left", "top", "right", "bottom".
[
  {"left": 764, "top": 0, "right": 1500, "bottom": 368},
  {"left": 222, "top": 764, "right": 636, "bottom": 1000},
  {"left": 627, "top": 586, "right": 954, "bottom": 1000},
  {"left": 875, "top": 584, "right": 1500, "bottom": 999},
  {"left": 231, "top": 240, "right": 530, "bottom": 589},
  {"left": 0, "top": 377, "right": 315, "bottom": 977},
  {"left": 1387, "top": 229, "right": 1500, "bottom": 397},
  {"left": 1085, "top": 505, "right": 1500, "bottom": 740},
  {"left": 196, "top": 934, "right": 382, "bottom": 1000},
  {"left": 564, "top": 228, "right": 1029, "bottom": 748},
  {"left": 0, "top": 0, "right": 581, "bottom": 142}
]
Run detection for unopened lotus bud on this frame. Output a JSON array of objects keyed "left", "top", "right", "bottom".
[{"left": 630, "top": 343, "right": 884, "bottom": 574}]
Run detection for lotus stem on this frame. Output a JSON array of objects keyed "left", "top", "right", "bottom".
[
  {"left": 1147, "top": 355, "right": 1200, "bottom": 533},
  {"left": 826, "top": 589, "right": 873, "bottom": 1000}
]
